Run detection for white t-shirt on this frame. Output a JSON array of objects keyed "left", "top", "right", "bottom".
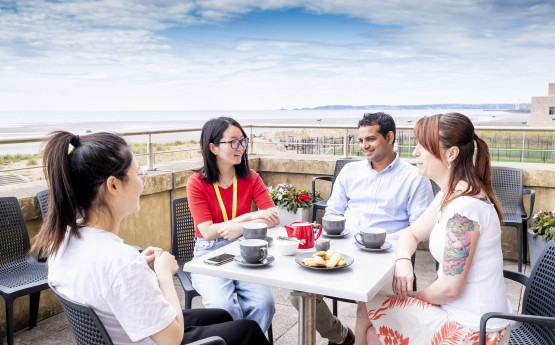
[
  {"left": 429, "top": 192, "right": 512, "bottom": 331},
  {"left": 48, "top": 227, "right": 177, "bottom": 344}
]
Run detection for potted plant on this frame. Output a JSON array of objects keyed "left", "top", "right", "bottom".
[
  {"left": 267, "top": 183, "right": 322, "bottom": 226},
  {"left": 528, "top": 209, "right": 554, "bottom": 268}
]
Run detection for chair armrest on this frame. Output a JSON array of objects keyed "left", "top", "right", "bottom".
[
  {"left": 312, "top": 176, "right": 332, "bottom": 200},
  {"left": 186, "top": 336, "right": 226, "bottom": 345},
  {"left": 503, "top": 269, "right": 530, "bottom": 286},
  {"left": 522, "top": 189, "right": 536, "bottom": 222},
  {"left": 480, "top": 312, "right": 555, "bottom": 345}
]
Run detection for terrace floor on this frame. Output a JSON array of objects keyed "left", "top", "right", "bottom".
[{"left": 5, "top": 249, "right": 525, "bottom": 345}]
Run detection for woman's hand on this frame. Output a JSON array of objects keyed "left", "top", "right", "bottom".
[
  {"left": 154, "top": 251, "right": 179, "bottom": 277},
  {"left": 140, "top": 246, "right": 163, "bottom": 265},
  {"left": 392, "top": 258, "right": 414, "bottom": 299},
  {"left": 217, "top": 224, "right": 243, "bottom": 241},
  {"left": 250, "top": 208, "right": 279, "bottom": 224}
]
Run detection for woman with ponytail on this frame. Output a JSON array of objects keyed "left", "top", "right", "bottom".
[
  {"left": 34, "top": 131, "right": 269, "bottom": 345},
  {"left": 355, "top": 113, "right": 511, "bottom": 345}
]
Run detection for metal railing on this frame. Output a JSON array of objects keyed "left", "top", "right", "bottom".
[{"left": 1, "top": 125, "right": 554, "bottom": 177}]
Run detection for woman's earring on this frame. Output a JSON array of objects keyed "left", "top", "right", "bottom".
[{"left": 447, "top": 162, "right": 451, "bottom": 169}]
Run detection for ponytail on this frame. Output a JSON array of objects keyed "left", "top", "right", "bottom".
[
  {"left": 474, "top": 136, "right": 503, "bottom": 222},
  {"left": 33, "top": 131, "right": 133, "bottom": 257}
]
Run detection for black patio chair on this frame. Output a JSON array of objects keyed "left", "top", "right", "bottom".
[
  {"left": 430, "top": 179, "right": 441, "bottom": 197},
  {"left": 311, "top": 159, "right": 356, "bottom": 222},
  {"left": 35, "top": 189, "right": 143, "bottom": 254},
  {"left": 171, "top": 197, "right": 273, "bottom": 344},
  {"left": 479, "top": 240, "right": 555, "bottom": 345},
  {"left": 171, "top": 197, "right": 201, "bottom": 311},
  {"left": 50, "top": 283, "right": 226, "bottom": 345},
  {"left": 491, "top": 167, "right": 535, "bottom": 272},
  {"left": 0, "top": 197, "right": 49, "bottom": 345},
  {"left": 36, "top": 189, "right": 50, "bottom": 220}
]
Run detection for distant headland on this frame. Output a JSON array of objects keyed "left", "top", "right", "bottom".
[{"left": 287, "top": 104, "right": 532, "bottom": 111}]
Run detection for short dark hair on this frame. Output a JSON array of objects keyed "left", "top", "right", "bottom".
[
  {"left": 358, "top": 112, "right": 396, "bottom": 142},
  {"left": 196, "top": 117, "right": 251, "bottom": 184}
]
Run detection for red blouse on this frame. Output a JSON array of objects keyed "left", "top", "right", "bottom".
[{"left": 186, "top": 170, "right": 275, "bottom": 237}]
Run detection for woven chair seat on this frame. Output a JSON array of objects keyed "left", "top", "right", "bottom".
[{"left": 0, "top": 259, "right": 48, "bottom": 289}]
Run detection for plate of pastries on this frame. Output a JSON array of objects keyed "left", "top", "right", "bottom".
[{"left": 295, "top": 250, "right": 354, "bottom": 270}]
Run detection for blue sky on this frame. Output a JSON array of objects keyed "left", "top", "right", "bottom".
[{"left": 0, "top": 0, "right": 554, "bottom": 111}]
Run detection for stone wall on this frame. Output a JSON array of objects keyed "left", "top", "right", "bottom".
[{"left": 1, "top": 154, "right": 554, "bottom": 334}]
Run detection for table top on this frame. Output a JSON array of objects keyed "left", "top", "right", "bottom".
[{"left": 183, "top": 227, "right": 396, "bottom": 302}]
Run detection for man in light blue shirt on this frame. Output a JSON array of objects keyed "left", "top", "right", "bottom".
[
  {"left": 290, "top": 112, "right": 433, "bottom": 345},
  {"left": 326, "top": 112, "right": 433, "bottom": 240}
]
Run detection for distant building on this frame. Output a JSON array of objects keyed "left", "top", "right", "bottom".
[{"left": 530, "top": 83, "right": 555, "bottom": 126}]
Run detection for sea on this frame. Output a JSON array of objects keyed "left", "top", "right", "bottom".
[{"left": 0, "top": 109, "right": 530, "bottom": 154}]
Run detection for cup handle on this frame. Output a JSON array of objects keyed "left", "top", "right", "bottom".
[
  {"left": 260, "top": 247, "right": 268, "bottom": 262},
  {"left": 355, "top": 233, "right": 364, "bottom": 246}
]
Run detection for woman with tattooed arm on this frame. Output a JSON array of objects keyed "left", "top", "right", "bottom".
[{"left": 355, "top": 113, "right": 511, "bottom": 345}]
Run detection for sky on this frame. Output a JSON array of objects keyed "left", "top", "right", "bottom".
[{"left": 0, "top": 0, "right": 554, "bottom": 111}]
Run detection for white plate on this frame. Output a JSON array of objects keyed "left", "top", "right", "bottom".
[
  {"left": 295, "top": 252, "right": 354, "bottom": 270},
  {"left": 321, "top": 229, "right": 351, "bottom": 238},
  {"left": 234, "top": 255, "right": 275, "bottom": 267},
  {"left": 354, "top": 241, "right": 392, "bottom": 252}
]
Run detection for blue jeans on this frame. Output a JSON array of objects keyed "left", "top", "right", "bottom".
[{"left": 192, "top": 237, "right": 275, "bottom": 332}]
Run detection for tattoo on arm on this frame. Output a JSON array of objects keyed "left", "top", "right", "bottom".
[{"left": 443, "top": 213, "right": 476, "bottom": 276}]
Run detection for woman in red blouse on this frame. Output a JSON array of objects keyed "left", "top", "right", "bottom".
[{"left": 187, "top": 117, "right": 279, "bottom": 334}]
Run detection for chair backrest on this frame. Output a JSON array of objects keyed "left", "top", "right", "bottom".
[
  {"left": 330, "top": 160, "right": 356, "bottom": 194},
  {"left": 0, "top": 197, "right": 32, "bottom": 267},
  {"left": 429, "top": 179, "right": 441, "bottom": 197},
  {"left": 521, "top": 240, "right": 555, "bottom": 340},
  {"left": 36, "top": 189, "right": 50, "bottom": 220},
  {"left": 491, "top": 167, "right": 525, "bottom": 216},
  {"left": 49, "top": 283, "right": 114, "bottom": 345},
  {"left": 171, "top": 197, "right": 196, "bottom": 266}
]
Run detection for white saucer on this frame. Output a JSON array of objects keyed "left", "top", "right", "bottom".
[
  {"left": 354, "top": 241, "right": 392, "bottom": 252},
  {"left": 322, "top": 230, "right": 351, "bottom": 238},
  {"left": 234, "top": 255, "right": 275, "bottom": 267}
]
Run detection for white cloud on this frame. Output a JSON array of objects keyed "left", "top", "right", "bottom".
[{"left": 0, "top": 0, "right": 554, "bottom": 110}]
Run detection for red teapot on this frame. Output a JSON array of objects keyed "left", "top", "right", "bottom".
[{"left": 284, "top": 222, "right": 322, "bottom": 249}]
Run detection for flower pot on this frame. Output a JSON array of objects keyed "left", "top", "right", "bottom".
[
  {"left": 527, "top": 228, "right": 550, "bottom": 268},
  {"left": 277, "top": 205, "right": 313, "bottom": 227}
]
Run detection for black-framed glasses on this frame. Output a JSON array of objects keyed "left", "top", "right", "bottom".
[{"left": 218, "top": 137, "right": 249, "bottom": 149}]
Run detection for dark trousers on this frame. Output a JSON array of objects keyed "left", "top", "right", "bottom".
[{"left": 181, "top": 308, "right": 270, "bottom": 345}]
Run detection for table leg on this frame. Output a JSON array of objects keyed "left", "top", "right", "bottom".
[{"left": 291, "top": 290, "right": 316, "bottom": 345}]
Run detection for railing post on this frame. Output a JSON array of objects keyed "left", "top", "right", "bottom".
[
  {"left": 521, "top": 132, "right": 525, "bottom": 163},
  {"left": 342, "top": 129, "right": 350, "bottom": 158},
  {"left": 147, "top": 134, "right": 156, "bottom": 170},
  {"left": 249, "top": 126, "right": 254, "bottom": 155}
]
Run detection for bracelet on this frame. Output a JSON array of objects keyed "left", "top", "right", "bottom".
[{"left": 395, "top": 257, "right": 411, "bottom": 264}]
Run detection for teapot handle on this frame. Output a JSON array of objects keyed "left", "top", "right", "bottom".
[{"left": 313, "top": 223, "right": 322, "bottom": 240}]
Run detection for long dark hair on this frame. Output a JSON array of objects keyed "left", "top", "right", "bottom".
[
  {"left": 414, "top": 113, "right": 502, "bottom": 222},
  {"left": 195, "top": 117, "right": 251, "bottom": 184},
  {"left": 33, "top": 131, "right": 134, "bottom": 256}
]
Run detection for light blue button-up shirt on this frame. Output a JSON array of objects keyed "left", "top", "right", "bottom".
[{"left": 325, "top": 154, "right": 434, "bottom": 240}]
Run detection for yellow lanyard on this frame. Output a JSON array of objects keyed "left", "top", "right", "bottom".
[{"left": 213, "top": 170, "right": 237, "bottom": 222}]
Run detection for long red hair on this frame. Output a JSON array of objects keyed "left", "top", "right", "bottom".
[{"left": 414, "top": 113, "right": 502, "bottom": 222}]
